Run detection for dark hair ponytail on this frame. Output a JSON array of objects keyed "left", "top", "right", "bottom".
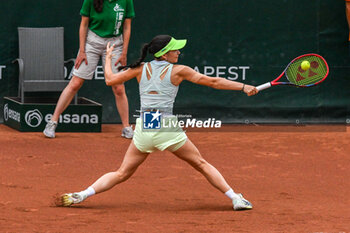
[
  {"left": 93, "top": 0, "right": 103, "bottom": 12},
  {"left": 118, "top": 43, "right": 150, "bottom": 71},
  {"left": 118, "top": 35, "right": 172, "bottom": 71}
]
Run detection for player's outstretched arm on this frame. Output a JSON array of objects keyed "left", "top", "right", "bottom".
[{"left": 177, "top": 65, "right": 258, "bottom": 96}]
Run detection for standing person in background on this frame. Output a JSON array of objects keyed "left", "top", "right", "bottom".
[{"left": 43, "top": 0, "right": 135, "bottom": 139}]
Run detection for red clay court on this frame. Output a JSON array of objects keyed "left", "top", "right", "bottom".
[{"left": 0, "top": 124, "right": 349, "bottom": 232}]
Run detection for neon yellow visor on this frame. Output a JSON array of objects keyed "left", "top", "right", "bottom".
[{"left": 154, "top": 37, "right": 187, "bottom": 58}]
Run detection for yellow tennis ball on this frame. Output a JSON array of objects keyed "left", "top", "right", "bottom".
[{"left": 301, "top": 60, "right": 310, "bottom": 70}]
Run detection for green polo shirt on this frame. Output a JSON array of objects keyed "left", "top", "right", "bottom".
[{"left": 80, "top": 0, "right": 135, "bottom": 38}]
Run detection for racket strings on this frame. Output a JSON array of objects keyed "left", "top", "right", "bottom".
[{"left": 285, "top": 56, "right": 328, "bottom": 86}]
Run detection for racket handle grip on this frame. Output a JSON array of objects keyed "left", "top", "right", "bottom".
[{"left": 256, "top": 82, "right": 271, "bottom": 91}]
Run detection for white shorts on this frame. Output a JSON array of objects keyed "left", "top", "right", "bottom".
[
  {"left": 73, "top": 29, "right": 123, "bottom": 80},
  {"left": 133, "top": 118, "right": 188, "bottom": 153}
]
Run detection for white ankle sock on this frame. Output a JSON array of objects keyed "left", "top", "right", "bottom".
[
  {"left": 79, "top": 186, "right": 96, "bottom": 198},
  {"left": 225, "top": 188, "right": 241, "bottom": 201}
]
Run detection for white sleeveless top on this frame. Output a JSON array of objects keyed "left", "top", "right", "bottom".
[{"left": 139, "top": 60, "right": 179, "bottom": 114}]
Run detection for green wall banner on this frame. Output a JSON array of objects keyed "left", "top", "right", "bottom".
[
  {"left": 1, "top": 0, "right": 349, "bottom": 124},
  {"left": 3, "top": 97, "right": 102, "bottom": 132}
]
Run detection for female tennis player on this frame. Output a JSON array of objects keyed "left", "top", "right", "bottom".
[{"left": 58, "top": 35, "right": 258, "bottom": 210}]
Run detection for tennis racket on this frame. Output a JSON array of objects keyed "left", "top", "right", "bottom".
[{"left": 256, "top": 54, "right": 329, "bottom": 91}]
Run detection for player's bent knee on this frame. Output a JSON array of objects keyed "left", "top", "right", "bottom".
[{"left": 115, "top": 169, "right": 134, "bottom": 182}]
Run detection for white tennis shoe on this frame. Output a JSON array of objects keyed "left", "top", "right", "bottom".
[
  {"left": 233, "top": 194, "right": 253, "bottom": 210},
  {"left": 122, "top": 126, "right": 134, "bottom": 139},
  {"left": 60, "top": 193, "right": 87, "bottom": 207},
  {"left": 43, "top": 120, "right": 57, "bottom": 138}
]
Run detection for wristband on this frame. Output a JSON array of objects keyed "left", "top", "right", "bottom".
[{"left": 241, "top": 84, "right": 245, "bottom": 91}]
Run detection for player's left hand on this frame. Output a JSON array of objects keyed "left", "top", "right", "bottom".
[
  {"left": 106, "top": 42, "right": 116, "bottom": 60},
  {"left": 244, "top": 85, "right": 259, "bottom": 96}
]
